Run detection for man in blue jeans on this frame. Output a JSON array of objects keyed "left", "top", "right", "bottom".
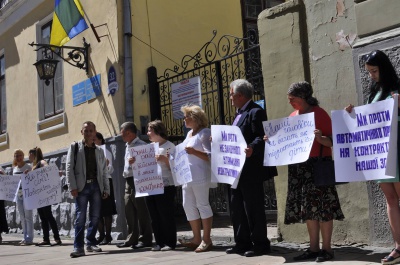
[{"left": 66, "top": 121, "right": 110, "bottom": 258}]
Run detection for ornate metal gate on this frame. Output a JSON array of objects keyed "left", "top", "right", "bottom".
[{"left": 147, "top": 30, "right": 277, "bottom": 216}]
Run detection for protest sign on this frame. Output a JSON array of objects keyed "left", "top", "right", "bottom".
[
  {"left": 21, "top": 165, "right": 61, "bottom": 210},
  {"left": 331, "top": 96, "right": 398, "bottom": 182},
  {"left": 263, "top": 113, "right": 315, "bottom": 166},
  {"left": 211, "top": 125, "right": 246, "bottom": 189},
  {"left": 0, "top": 174, "right": 20, "bottom": 202},
  {"left": 129, "top": 143, "right": 164, "bottom": 197},
  {"left": 169, "top": 142, "right": 192, "bottom": 185}
]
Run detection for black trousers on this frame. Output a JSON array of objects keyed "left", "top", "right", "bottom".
[
  {"left": 0, "top": 200, "right": 8, "bottom": 233},
  {"left": 37, "top": 205, "right": 60, "bottom": 241},
  {"left": 230, "top": 180, "right": 269, "bottom": 251},
  {"left": 145, "top": 186, "right": 177, "bottom": 248}
]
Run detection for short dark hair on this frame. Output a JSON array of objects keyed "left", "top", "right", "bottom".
[
  {"left": 82, "top": 121, "right": 96, "bottom": 130},
  {"left": 96, "top": 132, "right": 105, "bottom": 145},
  {"left": 121, "top": 122, "right": 138, "bottom": 134},
  {"left": 148, "top": 120, "right": 168, "bottom": 140}
]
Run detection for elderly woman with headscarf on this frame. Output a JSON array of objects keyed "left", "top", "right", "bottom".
[{"left": 264, "top": 81, "right": 344, "bottom": 262}]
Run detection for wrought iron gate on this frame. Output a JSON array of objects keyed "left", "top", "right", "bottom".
[{"left": 147, "top": 30, "right": 277, "bottom": 216}]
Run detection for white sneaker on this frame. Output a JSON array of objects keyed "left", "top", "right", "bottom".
[
  {"left": 161, "top": 246, "right": 172, "bottom": 251},
  {"left": 151, "top": 245, "right": 161, "bottom": 251}
]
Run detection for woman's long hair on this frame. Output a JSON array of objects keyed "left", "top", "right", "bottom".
[
  {"left": 29, "top": 147, "right": 44, "bottom": 170},
  {"left": 12, "top": 149, "right": 24, "bottom": 167},
  {"left": 365, "top": 50, "right": 399, "bottom": 102}
]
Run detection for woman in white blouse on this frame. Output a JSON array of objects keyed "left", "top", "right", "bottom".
[{"left": 178, "top": 105, "right": 213, "bottom": 253}]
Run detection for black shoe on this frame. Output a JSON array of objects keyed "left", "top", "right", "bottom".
[
  {"left": 70, "top": 248, "right": 85, "bottom": 258},
  {"left": 244, "top": 248, "right": 270, "bottom": 257},
  {"left": 116, "top": 242, "right": 132, "bottom": 248},
  {"left": 132, "top": 242, "right": 151, "bottom": 249},
  {"left": 226, "top": 247, "right": 247, "bottom": 254},
  {"left": 99, "top": 236, "right": 112, "bottom": 245},
  {"left": 293, "top": 249, "right": 320, "bottom": 261},
  {"left": 316, "top": 250, "right": 334, "bottom": 262},
  {"left": 96, "top": 235, "right": 105, "bottom": 245}
]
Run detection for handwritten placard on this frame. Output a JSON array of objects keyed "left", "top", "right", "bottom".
[
  {"left": 332, "top": 96, "right": 398, "bottom": 182},
  {"left": 130, "top": 143, "right": 164, "bottom": 197},
  {"left": 211, "top": 125, "right": 246, "bottom": 189},
  {"left": 169, "top": 142, "right": 192, "bottom": 185},
  {"left": 0, "top": 174, "right": 20, "bottom": 202},
  {"left": 263, "top": 113, "right": 315, "bottom": 166},
  {"left": 21, "top": 165, "right": 62, "bottom": 210}
]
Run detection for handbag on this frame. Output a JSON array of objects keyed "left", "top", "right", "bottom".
[{"left": 313, "top": 145, "right": 347, "bottom": 186}]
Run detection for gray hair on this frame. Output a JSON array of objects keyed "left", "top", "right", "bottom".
[
  {"left": 121, "top": 122, "right": 138, "bottom": 134},
  {"left": 230, "top": 79, "right": 254, "bottom": 99}
]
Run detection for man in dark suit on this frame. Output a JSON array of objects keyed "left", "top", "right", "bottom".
[{"left": 226, "top": 79, "right": 277, "bottom": 257}]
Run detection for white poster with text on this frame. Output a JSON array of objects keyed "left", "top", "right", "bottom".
[
  {"left": 263, "top": 113, "right": 316, "bottom": 166},
  {"left": 332, "top": 96, "right": 398, "bottom": 182},
  {"left": 21, "top": 165, "right": 62, "bottom": 210},
  {"left": 169, "top": 142, "right": 193, "bottom": 185},
  {"left": 211, "top": 125, "right": 247, "bottom": 189},
  {"left": 129, "top": 143, "right": 164, "bottom": 197},
  {"left": 171, "top": 76, "right": 201, "bottom": 119},
  {"left": 0, "top": 174, "right": 20, "bottom": 202}
]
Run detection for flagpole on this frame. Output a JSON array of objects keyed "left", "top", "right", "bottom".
[{"left": 81, "top": 4, "right": 101, "bottom": 43}]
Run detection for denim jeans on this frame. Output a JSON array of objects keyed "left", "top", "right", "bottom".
[
  {"left": 74, "top": 181, "right": 102, "bottom": 248},
  {"left": 16, "top": 194, "right": 34, "bottom": 243}
]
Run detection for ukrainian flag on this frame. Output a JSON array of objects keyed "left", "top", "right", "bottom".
[{"left": 50, "top": 0, "right": 88, "bottom": 46}]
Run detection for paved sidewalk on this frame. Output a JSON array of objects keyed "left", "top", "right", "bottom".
[{"left": 0, "top": 224, "right": 390, "bottom": 265}]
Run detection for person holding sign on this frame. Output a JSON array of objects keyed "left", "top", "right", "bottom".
[
  {"left": 178, "top": 105, "right": 213, "bottom": 253},
  {"left": 146, "top": 120, "right": 177, "bottom": 251},
  {"left": 117, "top": 122, "right": 153, "bottom": 249},
  {"left": 225, "top": 79, "right": 276, "bottom": 258},
  {"left": 345, "top": 50, "right": 400, "bottom": 265},
  {"left": 268, "top": 81, "right": 344, "bottom": 262},
  {"left": 94, "top": 132, "right": 117, "bottom": 246},
  {"left": 13, "top": 149, "right": 33, "bottom": 246},
  {"left": 66, "top": 121, "right": 110, "bottom": 258},
  {"left": 25, "top": 147, "right": 62, "bottom": 246}
]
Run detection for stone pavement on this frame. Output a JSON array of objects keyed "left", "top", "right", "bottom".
[{"left": 0, "top": 222, "right": 391, "bottom": 265}]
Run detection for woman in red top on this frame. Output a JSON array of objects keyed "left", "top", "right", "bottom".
[{"left": 265, "top": 81, "right": 344, "bottom": 262}]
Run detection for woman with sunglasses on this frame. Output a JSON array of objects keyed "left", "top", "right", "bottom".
[{"left": 345, "top": 50, "right": 400, "bottom": 265}]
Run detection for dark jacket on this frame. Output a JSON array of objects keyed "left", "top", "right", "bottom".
[{"left": 235, "top": 100, "right": 277, "bottom": 183}]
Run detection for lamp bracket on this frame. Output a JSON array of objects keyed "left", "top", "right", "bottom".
[{"left": 29, "top": 38, "right": 90, "bottom": 75}]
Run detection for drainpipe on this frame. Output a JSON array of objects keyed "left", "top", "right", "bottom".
[{"left": 123, "top": 0, "right": 133, "bottom": 121}]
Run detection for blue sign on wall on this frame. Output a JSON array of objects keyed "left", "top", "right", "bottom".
[{"left": 72, "top": 74, "right": 102, "bottom": 106}]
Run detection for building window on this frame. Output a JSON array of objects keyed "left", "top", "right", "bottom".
[
  {"left": 38, "top": 21, "right": 64, "bottom": 119},
  {"left": 241, "top": 0, "right": 285, "bottom": 34},
  {"left": 0, "top": 54, "right": 6, "bottom": 133}
]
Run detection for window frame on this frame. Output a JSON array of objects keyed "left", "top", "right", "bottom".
[
  {"left": 36, "top": 14, "right": 64, "bottom": 121},
  {"left": 0, "top": 50, "right": 6, "bottom": 134}
]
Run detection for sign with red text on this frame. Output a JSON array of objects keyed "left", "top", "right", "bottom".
[
  {"left": 171, "top": 76, "right": 201, "bottom": 119},
  {"left": 130, "top": 143, "right": 164, "bottom": 197},
  {"left": 332, "top": 96, "right": 398, "bottom": 182},
  {"left": 211, "top": 125, "right": 247, "bottom": 189},
  {"left": 21, "top": 165, "right": 61, "bottom": 210},
  {"left": 0, "top": 174, "right": 20, "bottom": 202}
]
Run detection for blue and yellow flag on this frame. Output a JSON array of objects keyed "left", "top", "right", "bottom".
[{"left": 50, "top": 0, "right": 88, "bottom": 46}]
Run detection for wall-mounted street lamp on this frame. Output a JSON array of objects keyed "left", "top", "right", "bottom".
[{"left": 28, "top": 38, "right": 90, "bottom": 85}]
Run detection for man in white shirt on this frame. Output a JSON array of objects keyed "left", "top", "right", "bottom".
[{"left": 116, "top": 122, "right": 152, "bottom": 249}]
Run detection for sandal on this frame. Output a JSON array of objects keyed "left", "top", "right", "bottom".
[
  {"left": 178, "top": 238, "right": 199, "bottom": 250},
  {"left": 382, "top": 248, "right": 400, "bottom": 265},
  {"left": 194, "top": 241, "right": 213, "bottom": 253}
]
